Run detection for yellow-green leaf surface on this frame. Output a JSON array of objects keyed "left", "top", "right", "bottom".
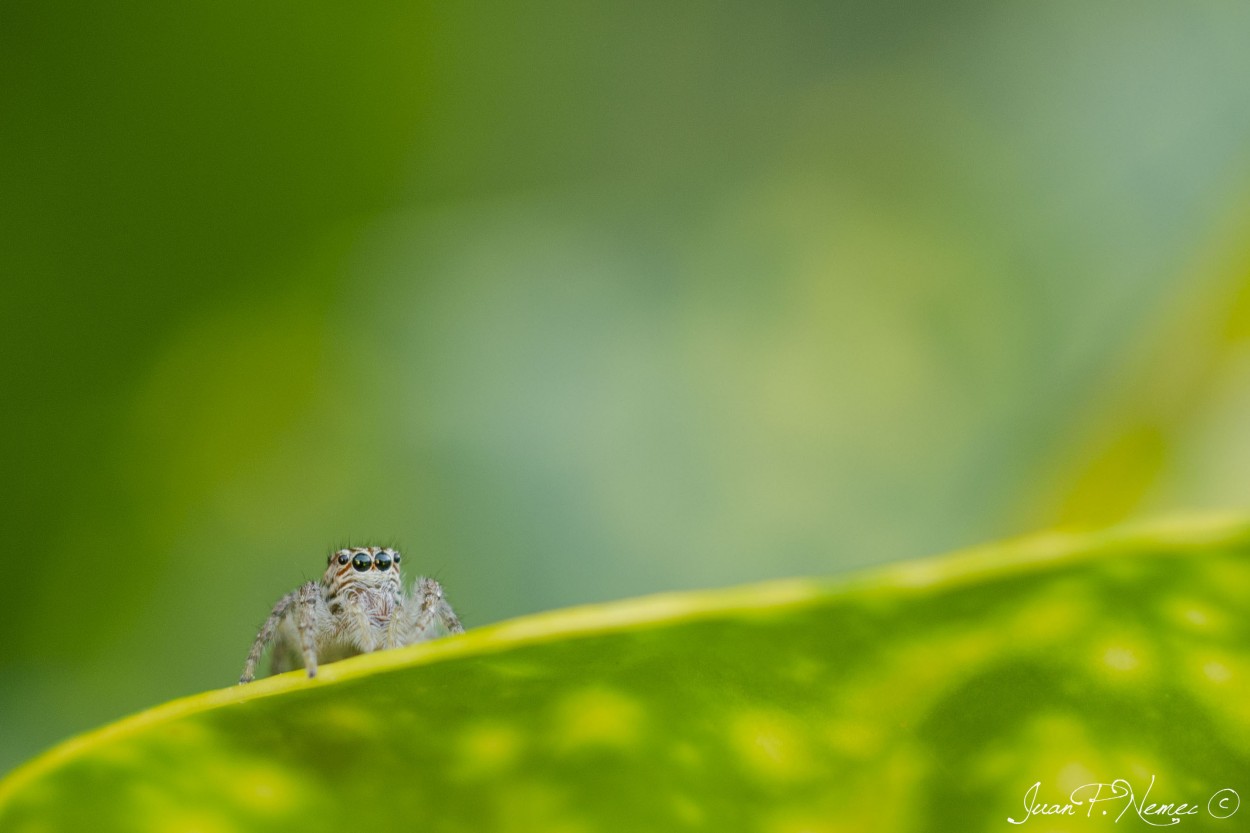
[{"left": 2, "top": 518, "right": 1249, "bottom": 832}]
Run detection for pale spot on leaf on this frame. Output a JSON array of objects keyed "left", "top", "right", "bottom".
[
  {"left": 731, "top": 710, "right": 810, "bottom": 781},
  {"left": 455, "top": 722, "right": 523, "bottom": 778},
  {"left": 1092, "top": 636, "right": 1153, "bottom": 680},
  {"left": 227, "top": 765, "right": 303, "bottom": 814},
  {"left": 1103, "top": 647, "right": 1139, "bottom": 671},
  {"left": 553, "top": 688, "right": 643, "bottom": 751},
  {"left": 1203, "top": 661, "right": 1231, "bottom": 683}
]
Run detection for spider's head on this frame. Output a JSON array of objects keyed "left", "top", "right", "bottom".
[{"left": 325, "top": 546, "right": 403, "bottom": 589}]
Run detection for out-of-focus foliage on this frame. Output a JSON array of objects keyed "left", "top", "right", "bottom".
[
  {"left": 2, "top": 519, "right": 1248, "bottom": 832},
  {"left": 3, "top": 1, "right": 1250, "bottom": 776}
]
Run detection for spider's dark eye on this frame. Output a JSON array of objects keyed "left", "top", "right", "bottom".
[
  {"left": 393, "top": 553, "right": 401, "bottom": 564},
  {"left": 374, "top": 551, "right": 392, "bottom": 571},
  {"left": 352, "top": 552, "right": 372, "bottom": 572},
  {"left": 337, "top": 553, "right": 350, "bottom": 565}
]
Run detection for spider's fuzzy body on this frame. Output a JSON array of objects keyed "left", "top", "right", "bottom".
[{"left": 240, "top": 546, "right": 463, "bottom": 683}]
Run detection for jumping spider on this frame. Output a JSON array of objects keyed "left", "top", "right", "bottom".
[{"left": 240, "top": 546, "right": 464, "bottom": 683}]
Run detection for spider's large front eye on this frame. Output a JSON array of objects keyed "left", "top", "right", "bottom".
[
  {"left": 352, "top": 552, "right": 372, "bottom": 572},
  {"left": 374, "top": 551, "right": 392, "bottom": 571}
]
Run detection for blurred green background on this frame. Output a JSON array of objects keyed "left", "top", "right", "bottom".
[{"left": 4, "top": 1, "right": 1250, "bottom": 776}]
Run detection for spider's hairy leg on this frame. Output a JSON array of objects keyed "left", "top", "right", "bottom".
[
  {"left": 239, "top": 581, "right": 322, "bottom": 684},
  {"left": 438, "top": 596, "right": 465, "bottom": 635},
  {"left": 404, "top": 576, "right": 465, "bottom": 643},
  {"left": 293, "top": 581, "right": 325, "bottom": 678},
  {"left": 240, "top": 585, "right": 299, "bottom": 684}
]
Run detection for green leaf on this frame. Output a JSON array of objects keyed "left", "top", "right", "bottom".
[{"left": 2, "top": 517, "right": 1248, "bottom": 832}]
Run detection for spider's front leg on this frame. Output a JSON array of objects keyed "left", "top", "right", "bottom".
[
  {"left": 239, "top": 581, "right": 324, "bottom": 683},
  {"left": 402, "top": 576, "right": 466, "bottom": 645}
]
